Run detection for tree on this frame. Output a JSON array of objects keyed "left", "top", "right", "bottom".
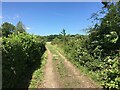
[
  {"left": 1, "top": 22, "right": 15, "bottom": 37},
  {"left": 61, "top": 29, "right": 66, "bottom": 36},
  {"left": 45, "top": 34, "right": 59, "bottom": 42},
  {"left": 16, "top": 21, "right": 26, "bottom": 33},
  {"left": 60, "top": 29, "right": 67, "bottom": 44},
  {"left": 101, "top": 2, "right": 109, "bottom": 8},
  {"left": 88, "top": 2, "right": 120, "bottom": 55}
]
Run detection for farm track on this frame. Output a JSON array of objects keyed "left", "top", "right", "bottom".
[
  {"left": 43, "top": 46, "right": 59, "bottom": 88},
  {"left": 42, "top": 43, "right": 100, "bottom": 88}
]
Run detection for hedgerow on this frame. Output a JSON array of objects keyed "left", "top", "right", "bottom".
[
  {"left": 52, "top": 34, "right": 120, "bottom": 89},
  {"left": 2, "top": 32, "right": 46, "bottom": 88},
  {"left": 51, "top": 2, "right": 120, "bottom": 89}
]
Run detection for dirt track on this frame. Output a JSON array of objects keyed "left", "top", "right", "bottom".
[
  {"left": 43, "top": 46, "right": 59, "bottom": 88},
  {"left": 42, "top": 43, "right": 100, "bottom": 88}
]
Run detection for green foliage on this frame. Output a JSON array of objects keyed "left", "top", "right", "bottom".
[
  {"left": 2, "top": 32, "right": 46, "bottom": 88},
  {"left": 16, "top": 21, "right": 26, "bottom": 33},
  {"left": 51, "top": 2, "right": 120, "bottom": 89},
  {"left": 51, "top": 37, "right": 62, "bottom": 45},
  {"left": 0, "top": 27, "right": 2, "bottom": 37},
  {"left": 52, "top": 33, "right": 120, "bottom": 89},
  {"left": 100, "top": 55, "right": 120, "bottom": 89},
  {"left": 1, "top": 22, "right": 15, "bottom": 37},
  {"left": 44, "top": 34, "right": 59, "bottom": 42},
  {"left": 29, "top": 51, "right": 47, "bottom": 88},
  {"left": 60, "top": 29, "right": 66, "bottom": 37},
  {"left": 88, "top": 2, "right": 120, "bottom": 54},
  {"left": 1, "top": 21, "right": 27, "bottom": 37},
  {"left": 60, "top": 29, "right": 67, "bottom": 44},
  {"left": 86, "top": 3, "right": 120, "bottom": 88}
]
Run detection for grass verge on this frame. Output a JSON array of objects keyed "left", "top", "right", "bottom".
[
  {"left": 28, "top": 50, "right": 47, "bottom": 88},
  {"left": 54, "top": 45, "right": 101, "bottom": 87}
]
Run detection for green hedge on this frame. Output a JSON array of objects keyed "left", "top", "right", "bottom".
[
  {"left": 2, "top": 33, "right": 46, "bottom": 88},
  {"left": 52, "top": 35, "right": 120, "bottom": 89}
]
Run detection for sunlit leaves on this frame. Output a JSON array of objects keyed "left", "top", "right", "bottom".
[{"left": 2, "top": 33, "right": 46, "bottom": 88}]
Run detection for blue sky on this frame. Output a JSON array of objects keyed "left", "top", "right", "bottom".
[{"left": 2, "top": 2, "right": 103, "bottom": 36}]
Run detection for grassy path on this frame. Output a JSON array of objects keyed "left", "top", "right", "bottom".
[
  {"left": 43, "top": 46, "right": 59, "bottom": 88},
  {"left": 42, "top": 42, "right": 100, "bottom": 88}
]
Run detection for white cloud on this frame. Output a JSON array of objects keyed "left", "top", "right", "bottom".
[
  {"left": 16, "top": 15, "right": 19, "bottom": 18},
  {"left": 0, "top": 15, "right": 3, "bottom": 19},
  {"left": 12, "top": 15, "right": 20, "bottom": 20},
  {"left": 26, "top": 27, "right": 31, "bottom": 30}
]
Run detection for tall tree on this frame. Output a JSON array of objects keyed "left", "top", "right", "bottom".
[
  {"left": 16, "top": 21, "right": 26, "bottom": 33},
  {"left": 61, "top": 29, "right": 66, "bottom": 37},
  {"left": 60, "top": 29, "right": 67, "bottom": 44},
  {"left": 88, "top": 2, "right": 120, "bottom": 55}
]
